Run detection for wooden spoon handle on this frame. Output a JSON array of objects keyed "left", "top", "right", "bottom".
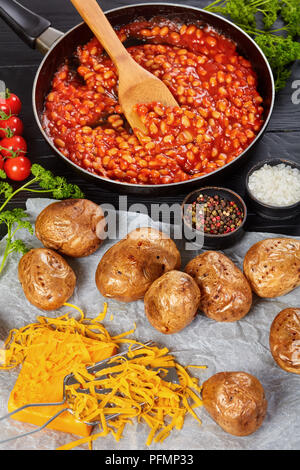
[{"left": 70, "top": 0, "right": 131, "bottom": 68}]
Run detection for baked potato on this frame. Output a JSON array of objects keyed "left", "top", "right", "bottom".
[
  {"left": 202, "top": 371, "right": 267, "bottom": 436},
  {"left": 185, "top": 251, "right": 252, "bottom": 322},
  {"left": 269, "top": 308, "right": 300, "bottom": 375},
  {"left": 95, "top": 227, "right": 181, "bottom": 302},
  {"left": 35, "top": 199, "right": 106, "bottom": 258},
  {"left": 144, "top": 270, "right": 200, "bottom": 334},
  {"left": 243, "top": 238, "right": 300, "bottom": 298},
  {"left": 18, "top": 248, "right": 76, "bottom": 311}
]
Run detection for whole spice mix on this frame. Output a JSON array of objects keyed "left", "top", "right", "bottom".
[{"left": 185, "top": 194, "right": 244, "bottom": 235}]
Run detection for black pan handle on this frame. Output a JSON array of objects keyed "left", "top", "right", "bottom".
[{"left": 0, "top": 0, "right": 51, "bottom": 48}]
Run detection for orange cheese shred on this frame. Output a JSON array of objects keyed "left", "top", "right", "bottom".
[
  {"left": 62, "top": 341, "right": 205, "bottom": 449},
  {"left": 0, "top": 303, "right": 206, "bottom": 449}
]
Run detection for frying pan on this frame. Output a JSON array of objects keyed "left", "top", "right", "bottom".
[{"left": 0, "top": 0, "right": 275, "bottom": 195}]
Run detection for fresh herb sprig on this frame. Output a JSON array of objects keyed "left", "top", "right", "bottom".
[
  {"left": 0, "top": 164, "right": 84, "bottom": 275},
  {"left": 255, "top": 33, "right": 300, "bottom": 89},
  {"left": 0, "top": 209, "right": 33, "bottom": 274},
  {"left": 0, "top": 164, "right": 84, "bottom": 213},
  {"left": 204, "top": 0, "right": 300, "bottom": 90},
  {"left": 281, "top": 0, "right": 300, "bottom": 37}
]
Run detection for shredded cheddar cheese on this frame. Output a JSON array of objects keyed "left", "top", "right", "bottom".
[
  {"left": 0, "top": 303, "right": 206, "bottom": 450},
  {"left": 0, "top": 303, "right": 116, "bottom": 370}
]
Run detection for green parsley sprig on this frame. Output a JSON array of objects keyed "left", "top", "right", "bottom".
[
  {"left": 281, "top": 0, "right": 300, "bottom": 37},
  {"left": 204, "top": 0, "right": 300, "bottom": 90},
  {"left": 0, "top": 209, "right": 33, "bottom": 274},
  {"left": 0, "top": 164, "right": 84, "bottom": 275},
  {"left": 255, "top": 33, "right": 300, "bottom": 89}
]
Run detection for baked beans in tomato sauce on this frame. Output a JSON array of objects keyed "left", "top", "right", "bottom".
[{"left": 43, "top": 19, "right": 264, "bottom": 185}]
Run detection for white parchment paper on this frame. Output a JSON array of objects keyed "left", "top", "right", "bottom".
[{"left": 0, "top": 198, "right": 299, "bottom": 450}]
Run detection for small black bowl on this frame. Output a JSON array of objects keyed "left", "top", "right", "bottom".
[
  {"left": 245, "top": 159, "right": 300, "bottom": 220},
  {"left": 182, "top": 186, "right": 247, "bottom": 250}
]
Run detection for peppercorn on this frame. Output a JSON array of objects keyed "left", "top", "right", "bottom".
[{"left": 185, "top": 193, "right": 244, "bottom": 235}]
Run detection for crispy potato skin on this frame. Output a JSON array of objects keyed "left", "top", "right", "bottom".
[
  {"left": 35, "top": 199, "right": 105, "bottom": 258},
  {"left": 144, "top": 270, "right": 200, "bottom": 334},
  {"left": 243, "top": 238, "right": 300, "bottom": 298},
  {"left": 18, "top": 248, "right": 76, "bottom": 311},
  {"left": 95, "top": 227, "right": 181, "bottom": 302},
  {"left": 185, "top": 251, "right": 252, "bottom": 322},
  {"left": 269, "top": 308, "right": 300, "bottom": 375},
  {"left": 202, "top": 371, "right": 267, "bottom": 436}
]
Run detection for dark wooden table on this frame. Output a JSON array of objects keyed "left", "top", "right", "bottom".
[{"left": 0, "top": 0, "right": 299, "bottom": 235}]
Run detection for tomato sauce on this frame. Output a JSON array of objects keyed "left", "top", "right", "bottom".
[{"left": 43, "top": 19, "right": 264, "bottom": 185}]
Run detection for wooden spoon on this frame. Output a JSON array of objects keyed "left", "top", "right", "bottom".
[{"left": 70, "top": 0, "right": 178, "bottom": 134}]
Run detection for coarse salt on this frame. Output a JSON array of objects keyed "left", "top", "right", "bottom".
[{"left": 248, "top": 163, "right": 300, "bottom": 207}]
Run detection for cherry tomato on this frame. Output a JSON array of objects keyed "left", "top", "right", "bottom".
[
  {"left": 5, "top": 92, "right": 22, "bottom": 115},
  {"left": 0, "top": 135, "right": 27, "bottom": 158},
  {"left": 4, "top": 156, "right": 31, "bottom": 181},
  {"left": 0, "top": 155, "right": 4, "bottom": 170},
  {"left": 0, "top": 116, "right": 23, "bottom": 139},
  {"left": 0, "top": 101, "right": 10, "bottom": 115},
  {"left": 0, "top": 123, "right": 7, "bottom": 140}
]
